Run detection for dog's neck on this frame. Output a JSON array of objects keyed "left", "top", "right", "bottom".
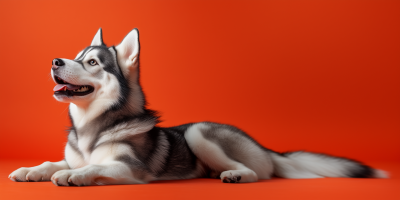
[
  {"left": 68, "top": 70, "right": 152, "bottom": 132},
  {"left": 69, "top": 101, "right": 111, "bottom": 130}
]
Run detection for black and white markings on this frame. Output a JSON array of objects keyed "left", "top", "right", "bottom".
[{"left": 9, "top": 28, "right": 388, "bottom": 187}]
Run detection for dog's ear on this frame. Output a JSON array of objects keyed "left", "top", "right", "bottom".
[
  {"left": 91, "top": 28, "right": 104, "bottom": 46},
  {"left": 116, "top": 28, "right": 140, "bottom": 70}
]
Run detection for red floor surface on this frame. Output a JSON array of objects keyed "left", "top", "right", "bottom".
[{"left": 1, "top": 160, "right": 399, "bottom": 200}]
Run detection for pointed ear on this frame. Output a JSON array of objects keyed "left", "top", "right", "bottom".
[
  {"left": 91, "top": 28, "right": 104, "bottom": 46},
  {"left": 116, "top": 28, "right": 140, "bottom": 69}
]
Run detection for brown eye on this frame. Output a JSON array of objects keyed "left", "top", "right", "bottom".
[{"left": 88, "top": 59, "right": 98, "bottom": 66}]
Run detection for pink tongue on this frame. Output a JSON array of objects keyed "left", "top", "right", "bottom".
[{"left": 53, "top": 84, "right": 81, "bottom": 91}]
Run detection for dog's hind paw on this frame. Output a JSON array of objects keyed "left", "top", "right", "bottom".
[{"left": 220, "top": 171, "right": 242, "bottom": 183}]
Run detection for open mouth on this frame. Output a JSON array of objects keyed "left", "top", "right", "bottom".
[{"left": 53, "top": 76, "right": 94, "bottom": 96}]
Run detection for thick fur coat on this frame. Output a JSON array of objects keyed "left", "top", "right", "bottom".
[{"left": 9, "top": 29, "right": 387, "bottom": 186}]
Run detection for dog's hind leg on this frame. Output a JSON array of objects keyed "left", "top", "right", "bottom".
[
  {"left": 185, "top": 123, "right": 273, "bottom": 183},
  {"left": 188, "top": 134, "right": 258, "bottom": 183}
]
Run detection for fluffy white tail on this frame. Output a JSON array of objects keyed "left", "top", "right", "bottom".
[{"left": 270, "top": 151, "right": 388, "bottom": 179}]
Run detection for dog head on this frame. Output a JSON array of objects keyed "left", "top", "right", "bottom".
[{"left": 51, "top": 28, "right": 144, "bottom": 113}]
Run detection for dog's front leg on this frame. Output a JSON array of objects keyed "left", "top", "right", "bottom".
[
  {"left": 51, "top": 161, "right": 145, "bottom": 186},
  {"left": 9, "top": 160, "right": 70, "bottom": 182}
]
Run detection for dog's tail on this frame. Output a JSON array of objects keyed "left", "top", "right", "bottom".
[{"left": 269, "top": 151, "right": 388, "bottom": 179}]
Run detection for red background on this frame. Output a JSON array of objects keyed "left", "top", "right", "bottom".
[
  {"left": 0, "top": 1, "right": 399, "bottom": 199},
  {"left": 0, "top": 0, "right": 398, "bottom": 162}
]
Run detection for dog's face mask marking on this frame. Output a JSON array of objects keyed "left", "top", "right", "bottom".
[{"left": 51, "top": 28, "right": 140, "bottom": 110}]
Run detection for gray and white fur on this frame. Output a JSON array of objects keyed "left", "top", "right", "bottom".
[{"left": 9, "top": 28, "right": 388, "bottom": 186}]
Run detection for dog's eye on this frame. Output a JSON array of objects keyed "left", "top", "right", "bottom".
[{"left": 88, "top": 59, "right": 98, "bottom": 66}]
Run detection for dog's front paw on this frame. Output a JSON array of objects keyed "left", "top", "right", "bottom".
[
  {"left": 220, "top": 171, "right": 242, "bottom": 183},
  {"left": 51, "top": 170, "right": 90, "bottom": 186},
  {"left": 9, "top": 164, "right": 53, "bottom": 182},
  {"left": 9, "top": 167, "right": 30, "bottom": 182}
]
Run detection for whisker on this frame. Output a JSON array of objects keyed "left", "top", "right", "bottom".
[{"left": 60, "top": 105, "right": 69, "bottom": 115}]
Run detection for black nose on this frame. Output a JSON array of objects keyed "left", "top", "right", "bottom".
[{"left": 52, "top": 58, "right": 65, "bottom": 70}]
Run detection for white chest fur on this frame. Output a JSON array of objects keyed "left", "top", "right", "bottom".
[{"left": 77, "top": 135, "right": 93, "bottom": 162}]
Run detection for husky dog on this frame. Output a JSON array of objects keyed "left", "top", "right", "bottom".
[{"left": 9, "top": 28, "right": 387, "bottom": 186}]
